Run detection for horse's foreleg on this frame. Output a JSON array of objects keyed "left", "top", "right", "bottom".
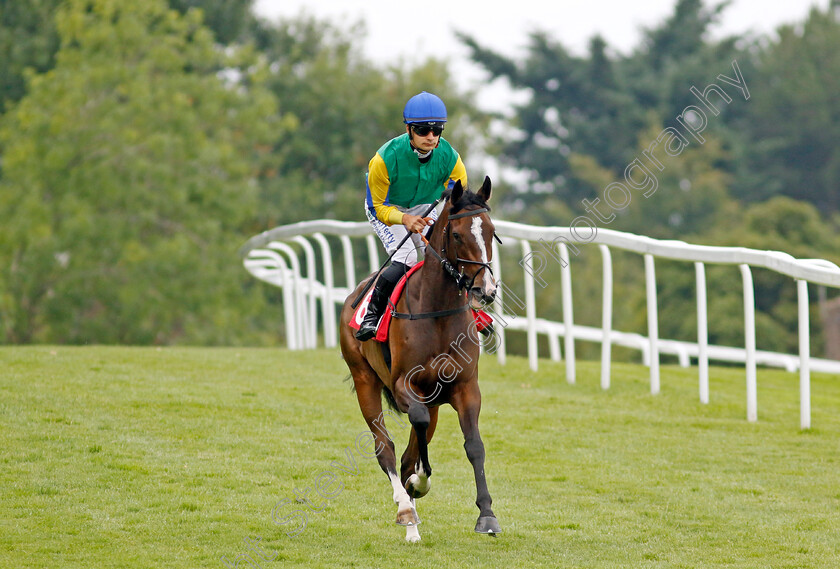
[
  {"left": 402, "top": 405, "right": 438, "bottom": 499},
  {"left": 404, "top": 499, "right": 421, "bottom": 542},
  {"left": 452, "top": 383, "right": 502, "bottom": 535},
  {"left": 388, "top": 470, "right": 419, "bottom": 528}
]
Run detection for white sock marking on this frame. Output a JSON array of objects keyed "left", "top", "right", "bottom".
[{"left": 389, "top": 472, "right": 412, "bottom": 510}]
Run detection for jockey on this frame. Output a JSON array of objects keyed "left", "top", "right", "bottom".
[{"left": 355, "top": 91, "right": 468, "bottom": 341}]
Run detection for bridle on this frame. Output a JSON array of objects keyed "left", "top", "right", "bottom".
[
  {"left": 436, "top": 207, "right": 497, "bottom": 294},
  {"left": 391, "top": 205, "right": 500, "bottom": 322}
]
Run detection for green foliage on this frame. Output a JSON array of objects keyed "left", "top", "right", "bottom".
[
  {"left": 0, "top": 0, "right": 61, "bottom": 113},
  {"left": 733, "top": 7, "right": 840, "bottom": 210},
  {"left": 460, "top": 0, "right": 747, "bottom": 221},
  {"left": 0, "top": 0, "right": 280, "bottom": 344},
  {"left": 574, "top": 121, "right": 735, "bottom": 239},
  {"left": 0, "top": 0, "right": 254, "bottom": 114},
  {"left": 718, "top": 197, "right": 840, "bottom": 259},
  {"left": 248, "top": 14, "right": 489, "bottom": 228},
  {"left": 168, "top": 0, "right": 254, "bottom": 43}
]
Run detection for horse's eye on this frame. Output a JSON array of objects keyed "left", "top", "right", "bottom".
[{"left": 452, "top": 232, "right": 462, "bottom": 242}]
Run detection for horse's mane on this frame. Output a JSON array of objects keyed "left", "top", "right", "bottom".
[
  {"left": 443, "top": 187, "right": 491, "bottom": 215},
  {"left": 426, "top": 187, "right": 491, "bottom": 242}
]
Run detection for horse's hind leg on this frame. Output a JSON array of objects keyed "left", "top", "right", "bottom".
[
  {"left": 401, "top": 405, "right": 439, "bottom": 499},
  {"left": 351, "top": 374, "right": 420, "bottom": 537}
]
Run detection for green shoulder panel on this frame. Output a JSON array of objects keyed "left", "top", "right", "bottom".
[{"left": 377, "top": 134, "right": 459, "bottom": 208}]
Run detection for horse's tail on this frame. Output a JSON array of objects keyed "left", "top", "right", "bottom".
[
  {"left": 344, "top": 372, "right": 400, "bottom": 413},
  {"left": 382, "top": 386, "right": 401, "bottom": 413},
  {"left": 343, "top": 373, "right": 355, "bottom": 393}
]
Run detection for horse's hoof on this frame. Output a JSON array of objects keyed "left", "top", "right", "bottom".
[
  {"left": 396, "top": 507, "right": 420, "bottom": 526},
  {"left": 405, "top": 526, "right": 421, "bottom": 543},
  {"left": 475, "top": 515, "right": 502, "bottom": 535},
  {"left": 405, "top": 473, "right": 431, "bottom": 498}
]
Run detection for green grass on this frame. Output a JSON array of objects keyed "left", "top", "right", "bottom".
[{"left": 1, "top": 346, "right": 839, "bottom": 568}]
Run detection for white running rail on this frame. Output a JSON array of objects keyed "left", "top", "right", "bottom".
[{"left": 240, "top": 220, "right": 840, "bottom": 429}]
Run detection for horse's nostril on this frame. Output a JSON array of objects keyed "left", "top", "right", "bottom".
[{"left": 470, "top": 288, "right": 496, "bottom": 308}]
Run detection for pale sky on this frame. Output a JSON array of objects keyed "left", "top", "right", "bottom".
[
  {"left": 254, "top": 1, "right": 829, "bottom": 83},
  {"left": 254, "top": 0, "right": 829, "bottom": 140},
  {"left": 253, "top": 0, "right": 829, "bottom": 181}
]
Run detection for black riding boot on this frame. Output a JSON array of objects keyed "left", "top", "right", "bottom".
[
  {"left": 355, "top": 263, "right": 407, "bottom": 341},
  {"left": 355, "top": 278, "right": 395, "bottom": 341}
]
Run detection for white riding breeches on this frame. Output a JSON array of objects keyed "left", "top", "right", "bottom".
[{"left": 365, "top": 203, "right": 440, "bottom": 266}]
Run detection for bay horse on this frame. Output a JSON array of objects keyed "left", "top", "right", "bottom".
[{"left": 339, "top": 177, "right": 501, "bottom": 543}]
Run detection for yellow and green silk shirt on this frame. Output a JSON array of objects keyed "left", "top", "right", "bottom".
[{"left": 365, "top": 133, "right": 467, "bottom": 225}]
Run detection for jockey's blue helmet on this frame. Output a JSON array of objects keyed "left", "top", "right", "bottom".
[{"left": 403, "top": 91, "right": 447, "bottom": 125}]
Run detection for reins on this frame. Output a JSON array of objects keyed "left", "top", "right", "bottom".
[
  {"left": 350, "top": 198, "right": 443, "bottom": 310},
  {"left": 391, "top": 206, "right": 494, "bottom": 322}
]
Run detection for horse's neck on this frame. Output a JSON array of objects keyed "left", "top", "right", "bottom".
[{"left": 416, "top": 235, "right": 464, "bottom": 310}]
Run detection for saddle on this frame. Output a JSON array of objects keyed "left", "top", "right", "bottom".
[{"left": 349, "top": 261, "right": 493, "bottom": 344}]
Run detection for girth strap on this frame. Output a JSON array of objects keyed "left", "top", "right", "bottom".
[{"left": 391, "top": 303, "right": 470, "bottom": 320}]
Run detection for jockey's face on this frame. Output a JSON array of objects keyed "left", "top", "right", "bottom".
[{"left": 407, "top": 124, "right": 441, "bottom": 154}]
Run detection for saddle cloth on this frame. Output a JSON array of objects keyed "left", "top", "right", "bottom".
[{"left": 349, "top": 261, "right": 493, "bottom": 343}]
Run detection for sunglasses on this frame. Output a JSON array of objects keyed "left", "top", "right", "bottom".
[{"left": 411, "top": 124, "right": 444, "bottom": 137}]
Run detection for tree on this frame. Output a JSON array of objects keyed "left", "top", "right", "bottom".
[
  {"left": 459, "top": 0, "right": 748, "bottom": 227},
  {"left": 0, "top": 0, "right": 280, "bottom": 344},
  {"left": 0, "top": 0, "right": 254, "bottom": 114},
  {"left": 0, "top": 0, "right": 61, "bottom": 114},
  {"left": 574, "top": 121, "right": 735, "bottom": 239},
  {"left": 732, "top": 6, "right": 840, "bottom": 212},
  {"left": 168, "top": 0, "right": 254, "bottom": 43},
  {"left": 247, "top": 13, "right": 491, "bottom": 229}
]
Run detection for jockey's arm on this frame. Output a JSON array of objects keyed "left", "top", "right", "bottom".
[
  {"left": 367, "top": 154, "right": 404, "bottom": 226},
  {"left": 447, "top": 155, "right": 468, "bottom": 191}
]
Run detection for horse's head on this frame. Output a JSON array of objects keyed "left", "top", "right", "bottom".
[{"left": 442, "top": 177, "right": 497, "bottom": 308}]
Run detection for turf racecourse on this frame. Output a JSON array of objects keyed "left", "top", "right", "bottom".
[{"left": 1, "top": 346, "right": 838, "bottom": 568}]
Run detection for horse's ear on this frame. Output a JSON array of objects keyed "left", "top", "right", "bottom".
[
  {"left": 449, "top": 179, "right": 463, "bottom": 204},
  {"left": 477, "top": 176, "right": 492, "bottom": 202}
]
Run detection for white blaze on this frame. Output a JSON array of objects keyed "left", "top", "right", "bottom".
[{"left": 470, "top": 217, "right": 496, "bottom": 295}]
